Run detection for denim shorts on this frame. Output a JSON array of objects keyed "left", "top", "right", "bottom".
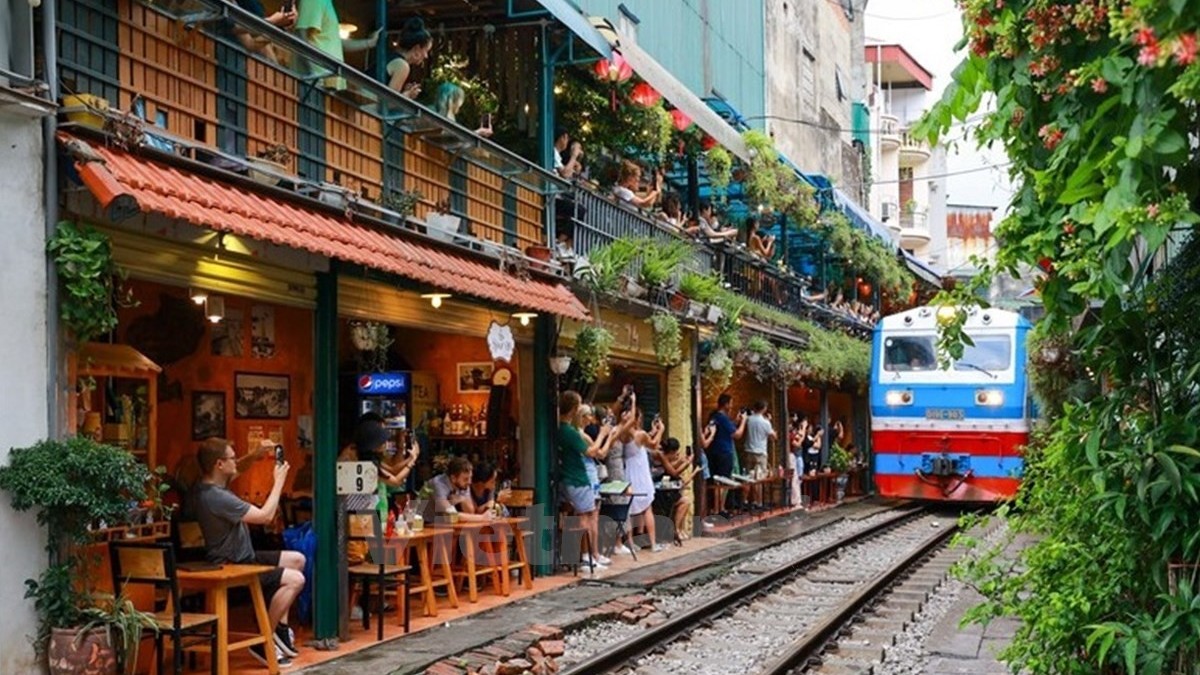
[{"left": 561, "top": 484, "right": 597, "bottom": 514}]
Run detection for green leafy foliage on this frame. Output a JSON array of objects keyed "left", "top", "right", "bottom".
[
  {"left": 574, "top": 325, "right": 615, "bottom": 383},
  {"left": 0, "top": 437, "right": 156, "bottom": 652},
  {"left": 584, "top": 238, "right": 642, "bottom": 296},
  {"left": 47, "top": 222, "right": 135, "bottom": 344},
  {"left": 679, "top": 271, "right": 723, "bottom": 303},
  {"left": 922, "top": 1, "right": 1200, "bottom": 672},
  {"left": 647, "top": 312, "right": 682, "bottom": 367},
  {"left": 704, "top": 146, "right": 733, "bottom": 194},
  {"left": 638, "top": 238, "right": 694, "bottom": 288}
]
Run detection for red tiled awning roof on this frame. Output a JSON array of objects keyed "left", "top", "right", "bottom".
[{"left": 62, "top": 134, "right": 589, "bottom": 321}]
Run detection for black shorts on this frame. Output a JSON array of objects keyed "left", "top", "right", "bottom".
[{"left": 254, "top": 550, "right": 284, "bottom": 601}]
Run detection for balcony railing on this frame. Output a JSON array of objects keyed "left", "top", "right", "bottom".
[
  {"left": 899, "top": 209, "right": 928, "bottom": 230},
  {"left": 899, "top": 129, "right": 932, "bottom": 164},
  {"left": 56, "top": 0, "right": 562, "bottom": 253},
  {"left": 879, "top": 113, "right": 900, "bottom": 149}
]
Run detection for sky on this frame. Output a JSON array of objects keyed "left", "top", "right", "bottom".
[{"left": 864, "top": 0, "right": 1014, "bottom": 215}]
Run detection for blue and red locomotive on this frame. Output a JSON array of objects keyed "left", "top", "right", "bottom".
[{"left": 869, "top": 306, "right": 1033, "bottom": 502}]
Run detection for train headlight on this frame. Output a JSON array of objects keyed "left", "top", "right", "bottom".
[
  {"left": 885, "top": 390, "right": 914, "bottom": 406},
  {"left": 975, "top": 389, "right": 1004, "bottom": 406}
]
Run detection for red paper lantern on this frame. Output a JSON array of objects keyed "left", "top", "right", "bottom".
[
  {"left": 669, "top": 108, "right": 692, "bottom": 132},
  {"left": 593, "top": 52, "right": 633, "bottom": 83},
  {"left": 700, "top": 134, "right": 718, "bottom": 151},
  {"left": 630, "top": 82, "right": 661, "bottom": 107}
]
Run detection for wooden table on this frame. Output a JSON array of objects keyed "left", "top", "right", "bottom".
[
  {"left": 433, "top": 517, "right": 531, "bottom": 602},
  {"left": 382, "top": 528, "right": 458, "bottom": 618},
  {"left": 177, "top": 564, "right": 277, "bottom": 675}
]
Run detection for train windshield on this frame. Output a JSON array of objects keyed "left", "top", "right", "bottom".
[{"left": 883, "top": 334, "right": 1013, "bottom": 373}]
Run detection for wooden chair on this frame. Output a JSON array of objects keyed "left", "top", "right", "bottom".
[
  {"left": 109, "top": 541, "right": 218, "bottom": 675},
  {"left": 346, "top": 510, "right": 411, "bottom": 641},
  {"left": 500, "top": 488, "right": 537, "bottom": 582}
]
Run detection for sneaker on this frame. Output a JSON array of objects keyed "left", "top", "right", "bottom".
[
  {"left": 580, "top": 554, "right": 608, "bottom": 568},
  {"left": 652, "top": 544, "right": 669, "bottom": 553},
  {"left": 613, "top": 544, "right": 634, "bottom": 556},
  {"left": 274, "top": 624, "right": 299, "bottom": 658},
  {"left": 249, "top": 644, "right": 293, "bottom": 668},
  {"left": 594, "top": 554, "right": 612, "bottom": 565}
]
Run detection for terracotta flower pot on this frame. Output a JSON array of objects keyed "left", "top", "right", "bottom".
[
  {"left": 669, "top": 291, "right": 689, "bottom": 312},
  {"left": 48, "top": 626, "right": 116, "bottom": 675},
  {"left": 525, "top": 245, "right": 553, "bottom": 262}
]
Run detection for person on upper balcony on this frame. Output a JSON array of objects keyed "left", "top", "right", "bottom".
[
  {"left": 613, "top": 160, "right": 662, "bottom": 209},
  {"left": 226, "top": 0, "right": 296, "bottom": 65},
  {"left": 386, "top": 18, "right": 434, "bottom": 98},
  {"left": 432, "top": 83, "right": 493, "bottom": 137},
  {"left": 295, "top": 0, "right": 380, "bottom": 70},
  {"left": 747, "top": 216, "right": 776, "bottom": 259},
  {"left": 657, "top": 192, "right": 685, "bottom": 232},
  {"left": 685, "top": 199, "right": 738, "bottom": 243},
  {"left": 553, "top": 128, "right": 584, "bottom": 179}
]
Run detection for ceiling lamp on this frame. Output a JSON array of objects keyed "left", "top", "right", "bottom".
[
  {"left": 205, "top": 296, "right": 225, "bottom": 324},
  {"left": 512, "top": 312, "right": 538, "bottom": 327},
  {"left": 421, "top": 292, "right": 451, "bottom": 309},
  {"left": 189, "top": 287, "right": 208, "bottom": 305},
  {"left": 338, "top": 23, "right": 357, "bottom": 40}
]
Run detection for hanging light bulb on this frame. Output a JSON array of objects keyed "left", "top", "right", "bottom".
[
  {"left": 512, "top": 312, "right": 538, "bottom": 327},
  {"left": 189, "top": 287, "right": 208, "bottom": 305},
  {"left": 421, "top": 293, "right": 451, "bottom": 309},
  {"left": 205, "top": 296, "right": 225, "bottom": 324},
  {"left": 338, "top": 23, "right": 357, "bottom": 40}
]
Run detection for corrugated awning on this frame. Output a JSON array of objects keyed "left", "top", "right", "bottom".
[
  {"left": 534, "top": 0, "right": 614, "bottom": 60},
  {"left": 833, "top": 188, "right": 899, "bottom": 251},
  {"left": 593, "top": 24, "right": 750, "bottom": 163},
  {"left": 62, "top": 134, "right": 589, "bottom": 321},
  {"left": 902, "top": 250, "right": 943, "bottom": 287}
]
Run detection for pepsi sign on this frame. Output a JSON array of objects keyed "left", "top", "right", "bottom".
[{"left": 357, "top": 372, "right": 409, "bottom": 395}]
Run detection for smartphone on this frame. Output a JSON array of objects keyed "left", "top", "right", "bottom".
[
  {"left": 482, "top": 113, "right": 493, "bottom": 128},
  {"left": 274, "top": 445, "right": 285, "bottom": 464},
  {"left": 282, "top": 0, "right": 295, "bottom": 12},
  {"left": 652, "top": 413, "right": 661, "bottom": 425},
  {"left": 403, "top": 431, "right": 414, "bottom": 458}
]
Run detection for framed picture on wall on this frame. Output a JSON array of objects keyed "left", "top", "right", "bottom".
[
  {"left": 456, "top": 362, "right": 494, "bottom": 393},
  {"left": 234, "top": 372, "right": 291, "bottom": 419},
  {"left": 192, "top": 391, "right": 226, "bottom": 440}
]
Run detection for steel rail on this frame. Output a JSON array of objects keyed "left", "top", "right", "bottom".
[
  {"left": 558, "top": 505, "right": 928, "bottom": 675},
  {"left": 758, "top": 517, "right": 961, "bottom": 674}
]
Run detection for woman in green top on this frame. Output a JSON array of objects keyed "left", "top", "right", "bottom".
[{"left": 559, "top": 390, "right": 623, "bottom": 568}]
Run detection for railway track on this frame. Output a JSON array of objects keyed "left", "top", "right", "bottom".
[{"left": 559, "top": 506, "right": 961, "bottom": 675}]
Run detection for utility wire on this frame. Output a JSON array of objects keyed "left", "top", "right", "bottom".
[
  {"left": 836, "top": 160, "right": 1014, "bottom": 189},
  {"left": 740, "top": 113, "right": 988, "bottom": 136}
]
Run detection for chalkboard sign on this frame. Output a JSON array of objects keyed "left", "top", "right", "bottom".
[{"left": 594, "top": 369, "right": 665, "bottom": 428}]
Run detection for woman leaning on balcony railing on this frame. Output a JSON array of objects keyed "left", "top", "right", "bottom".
[
  {"left": 385, "top": 18, "right": 434, "bottom": 98},
  {"left": 613, "top": 160, "right": 662, "bottom": 210},
  {"left": 226, "top": 0, "right": 296, "bottom": 64}
]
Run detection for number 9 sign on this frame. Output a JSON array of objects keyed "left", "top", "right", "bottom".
[{"left": 336, "top": 461, "right": 378, "bottom": 495}]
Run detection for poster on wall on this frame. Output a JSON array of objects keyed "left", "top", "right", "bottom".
[
  {"left": 247, "top": 424, "right": 284, "bottom": 453},
  {"left": 211, "top": 308, "right": 244, "bottom": 356},
  {"left": 457, "top": 362, "right": 494, "bottom": 393},
  {"left": 191, "top": 391, "right": 226, "bottom": 440},
  {"left": 234, "top": 372, "right": 290, "bottom": 419},
  {"left": 251, "top": 305, "right": 276, "bottom": 358}
]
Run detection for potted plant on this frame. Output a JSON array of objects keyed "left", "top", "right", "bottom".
[
  {"left": 584, "top": 238, "right": 640, "bottom": 296},
  {"left": 0, "top": 437, "right": 161, "bottom": 673},
  {"left": 247, "top": 143, "right": 293, "bottom": 186},
  {"left": 47, "top": 222, "right": 136, "bottom": 347},
  {"left": 647, "top": 312, "right": 682, "bottom": 367},
  {"left": 637, "top": 239, "right": 693, "bottom": 291},
  {"left": 704, "top": 146, "right": 733, "bottom": 194},
  {"left": 574, "top": 325, "right": 615, "bottom": 383},
  {"left": 380, "top": 187, "right": 423, "bottom": 226}
]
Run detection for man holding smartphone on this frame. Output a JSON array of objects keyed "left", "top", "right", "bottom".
[{"left": 190, "top": 438, "right": 305, "bottom": 666}]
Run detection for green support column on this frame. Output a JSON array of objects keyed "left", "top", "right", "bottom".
[
  {"left": 539, "top": 25, "right": 557, "bottom": 171},
  {"left": 532, "top": 314, "right": 555, "bottom": 575},
  {"left": 313, "top": 269, "right": 339, "bottom": 639}
]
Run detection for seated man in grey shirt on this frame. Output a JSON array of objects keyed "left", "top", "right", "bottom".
[
  {"left": 743, "top": 400, "right": 777, "bottom": 474},
  {"left": 429, "top": 456, "right": 495, "bottom": 522},
  {"left": 189, "top": 437, "right": 304, "bottom": 666}
]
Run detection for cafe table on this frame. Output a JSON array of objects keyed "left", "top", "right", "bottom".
[
  {"left": 381, "top": 527, "right": 459, "bottom": 618},
  {"left": 176, "top": 563, "right": 278, "bottom": 675},
  {"left": 433, "top": 517, "right": 531, "bottom": 601}
]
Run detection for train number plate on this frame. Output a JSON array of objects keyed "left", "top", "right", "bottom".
[{"left": 925, "top": 408, "right": 965, "bottom": 420}]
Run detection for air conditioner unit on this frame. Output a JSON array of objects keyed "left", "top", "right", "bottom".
[{"left": 881, "top": 202, "right": 897, "bottom": 221}]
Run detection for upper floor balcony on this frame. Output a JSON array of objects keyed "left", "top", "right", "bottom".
[
  {"left": 50, "top": 0, "right": 874, "bottom": 335},
  {"left": 878, "top": 113, "right": 900, "bottom": 152},
  {"left": 899, "top": 129, "right": 932, "bottom": 166},
  {"left": 897, "top": 207, "right": 931, "bottom": 249}
]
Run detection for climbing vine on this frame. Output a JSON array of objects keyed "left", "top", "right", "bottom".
[{"left": 920, "top": 1, "right": 1200, "bottom": 672}]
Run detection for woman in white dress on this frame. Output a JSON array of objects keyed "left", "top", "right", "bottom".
[{"left": 620, "top": 405, "right": 666, "bottom": 553}]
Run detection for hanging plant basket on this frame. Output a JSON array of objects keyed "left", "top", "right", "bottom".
[{"left": 574, "top": 325, "right": 614, "bottom": 383}]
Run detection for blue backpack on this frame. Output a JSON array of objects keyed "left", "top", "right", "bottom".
[{"left": 282, "top": 522, "right": 317, "bottom": 624}]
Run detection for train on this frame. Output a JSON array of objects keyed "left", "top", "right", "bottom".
[{"left": 869, "top": 306, "right": 1033, "bottom": 502}]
